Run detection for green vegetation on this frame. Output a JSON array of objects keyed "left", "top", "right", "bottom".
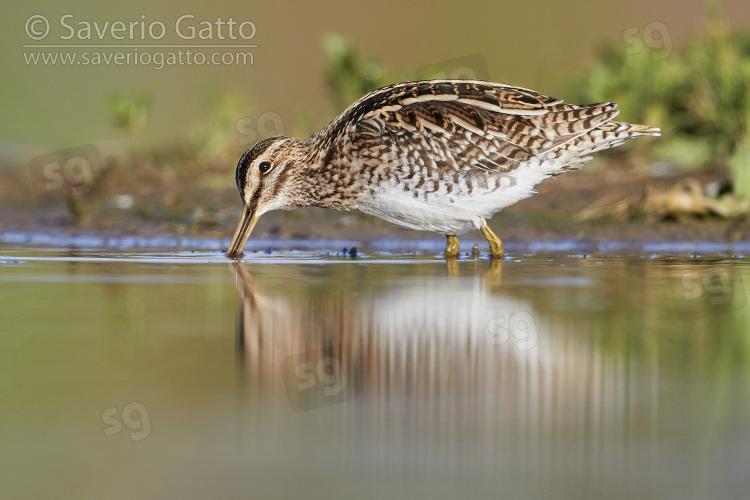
[
  {"left": 568, "top": 12, "right": 750, "bottom": 201},
  {"left": 108, "top": 91, "right": 152, "bottom": 151},
  {"left": 189, "top": 89, "right": 250, "bottom": 165},
  {"left": 322, "top": 34, "right": 392, "bottom": 113}
]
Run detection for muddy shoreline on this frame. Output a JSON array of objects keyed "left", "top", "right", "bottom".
[{"left": 2, "top": 165, "right": 747, "bottom": 253}]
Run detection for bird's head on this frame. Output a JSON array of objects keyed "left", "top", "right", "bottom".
[{"left": 226, "top": 136, "right": 309, "bottom": 258}]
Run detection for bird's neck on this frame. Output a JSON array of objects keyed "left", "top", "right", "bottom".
[{"left": 291, "top": 136, "right": 360, "bottom": 210}]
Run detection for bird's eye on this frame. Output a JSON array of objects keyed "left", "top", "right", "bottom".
[{"left": 258, "top": 161, "right": 272, "bottom": 174}]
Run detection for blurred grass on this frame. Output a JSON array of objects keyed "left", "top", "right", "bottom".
[
  {"left": 108, "top": 92, "right": 152, "bottom": 150},
  {"left": 568, "top": 6, "right": 750, "bottom": 201},
  {"left": 322, "top": 34, "right": 393, "bottom": 113}
]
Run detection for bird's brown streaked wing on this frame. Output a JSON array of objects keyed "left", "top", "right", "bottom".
[
  {"left": 314, "top": 80, "right": 622, "bottom": 176},
  {"left": 318, "top": 80, "right": 559, "bottom": 144}
]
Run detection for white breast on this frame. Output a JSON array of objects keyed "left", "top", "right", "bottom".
[{"left": 359, "top": 158, "right": 563, "bottom": 234}]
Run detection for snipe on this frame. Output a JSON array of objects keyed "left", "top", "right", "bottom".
[{"left": 227, "top": 80, "right": 659, "bottom": 259}]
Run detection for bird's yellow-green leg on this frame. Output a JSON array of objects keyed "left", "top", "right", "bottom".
[
  {"left": 478, "top": 217, "right": 504, "bottom": 259},
  {"left": 444, "top": 234, "right": 460, "bottom": 259}
]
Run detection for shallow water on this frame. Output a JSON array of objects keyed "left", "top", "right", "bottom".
[{"left": 1, "top": 244, "right": 749, "bottom": 499}]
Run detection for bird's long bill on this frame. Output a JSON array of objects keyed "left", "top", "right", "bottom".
[{"left": 226, "top": 204, "right": 260, "bottom": 258}]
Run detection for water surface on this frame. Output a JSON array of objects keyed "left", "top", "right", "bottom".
[{"left": 1, "top": 246, "right": 748, "bottom": 499}]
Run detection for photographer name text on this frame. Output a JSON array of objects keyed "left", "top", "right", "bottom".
[{"left": 25, "top": 14, "right": 256, "bottom": 43}]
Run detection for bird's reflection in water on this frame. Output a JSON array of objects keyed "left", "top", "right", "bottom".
[{"left": 230, "top": 260, "right": 657, "bottom": 470}]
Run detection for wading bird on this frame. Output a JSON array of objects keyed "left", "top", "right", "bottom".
[{"left": 227, "top": 80, "right": 659, "bottom": 259}]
